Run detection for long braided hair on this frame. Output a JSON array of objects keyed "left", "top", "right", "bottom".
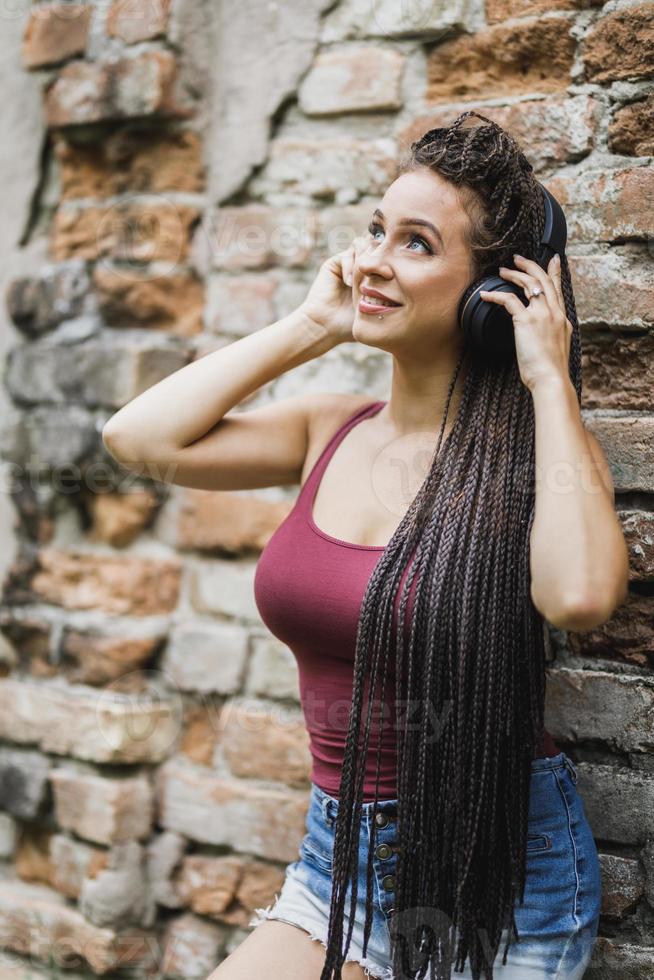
[{"left": 318, "top": 110, "right": 583, "bottom": 979}]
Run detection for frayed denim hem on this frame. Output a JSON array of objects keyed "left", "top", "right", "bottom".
[{"left": 248, "top": 903, "right": 395, "bottom": 979}]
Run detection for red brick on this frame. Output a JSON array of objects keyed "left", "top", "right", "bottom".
[
  {"left": 49, "top": 834, "right": 108, "bottom": 899},
  {"left": 0, "top": 614, "right": 52, "bottom": 679},
  {"left": 0, "top": 676, "right": 182, "bottom": 763},
  {"left": 545, "top": 667, "right": 654, "bottom": 754},
  {"left": 44, "top": 51, "right": 188, "bottom": 127},
  {"left": 485, "top": 0, "right": 597, "bottom": 21},
  {"left": 570, "top": 253, "right": 654, "bottom": 333},
  {"left": 299, "top": 46, "right": 404, "bottom": 115},
  {"left": 156, "top": 759, "right": 309, "bottom": 861},
  {"left": 22, "top": 3, "right": 91, "bottom": 69},
  {"left": 583, "top": 4, "right": 654, "bottom": 84},
  {"left": 175, "top": 854, "right": 286, "bottom": 927},
  {"left": 0, "top": 879, "right": 155, "bottom": 973},
  {"left": 180, "top": 704, "right": 220, "bottom": 767},
  {"left": 599, "top": 853, "right": 645, "bottom": 917},
  {"left": 426, "top": 17, "right": 575, "bottom": 102},
  {"left": 249, "top": 137, "right": 397, "bottom": 203},
  {"left": 107, "top": 0, "right": 171, "bottom": 44},
  {"left": 208, "top": 204, "right": 319, "bottom": 270},
  {"left": 50, "top": 200, "right": 200, "bottom": 264},
  {"left": 608, "top": 95, "right": 654, "bottom": 156},
  {"left": 568, "top": 592, "right": 654, "bottom": 669},
  {"left": 15, "top": 825, "right": 53, "bottom": 886},
  {"left": 206, "top": 273, "right": 279, "bottom": 336},
  {"left": 582, "top": 415, "right": 654, "bottom": 493},
  {"left": 545, "top": 168, "right": 653, "bottom": 243},
  {"left": 580, "top": 332, "right": 654, "bottom": 411},
  {"left": 92, "top": 263, "right": 204, "bottom": 336},
  {"left": 400, "top": 94, "right": 600, "bottom": 173},
  {"left": 160, "top": 913, "right": 223, "bottom": 977},
  {"left": 60, "top": 627, "right": 163, "bottom": 686},
  {"left": 219, "top": 700, "right": 311, "bottom": 787},
  {"left": 55, "top": 128, "right": 205, "bottom": 199},
  {"left": 28, "top": 548, "right": 181, "bottom": 615},
  {"left": 50, "top": 767, "right": 154, "bottom": 844},
  {"left": 85, "top": 488, "right": 159, "bottom": 547},
  {"left": 177, "top": 490, "right": 292, "bottom": 553},
  {"left": 618, "top": 510, "right": 654, "bottom": 584}
]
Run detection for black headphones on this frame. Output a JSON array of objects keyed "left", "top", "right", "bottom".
[{"left": 457, "top": 183, "right": 567, "bottom": 362}]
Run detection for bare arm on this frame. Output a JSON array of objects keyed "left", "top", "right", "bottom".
[
  {"left": 528, "top": 375, "right": 630, "bottom": 631},
  {"left": 102, "top": 307, "right": 337, "bottom": 490}
]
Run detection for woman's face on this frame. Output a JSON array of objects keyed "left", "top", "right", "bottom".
[{"left": 352, "top": 169, "right": 474, "bottom": 357}]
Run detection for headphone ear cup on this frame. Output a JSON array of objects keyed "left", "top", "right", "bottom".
[
  {"left": 458, "top": 275, "right": 521, "bottom": 361},
  {"left": 455, "top": 184, "right": 567, "bottom": 363}
]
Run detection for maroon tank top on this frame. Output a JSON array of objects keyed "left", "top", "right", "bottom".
[{"left": 254, "top": 399, "right": 558, "bottom": 801}]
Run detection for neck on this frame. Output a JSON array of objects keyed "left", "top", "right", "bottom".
[{"left": 379, "top": 345, "right": 469, "bottom": 437}]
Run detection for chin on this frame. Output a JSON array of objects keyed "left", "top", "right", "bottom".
[
  {"left": 352, "top": 317, "right": 402, "bottom": 354},
  {"left": 352, "top": 316, "right": 389, "bottom": 341},
  {"left": 352, "top": 310, "right": 402, "bottom": 343}
]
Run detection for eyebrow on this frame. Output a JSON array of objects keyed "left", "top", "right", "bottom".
[{"left": 372, "top": 208, "right": 444, "bottom": 250}]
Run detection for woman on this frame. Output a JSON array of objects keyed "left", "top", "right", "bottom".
[{"left": 103, "top": 112, "right": 629, "bottom": 979}]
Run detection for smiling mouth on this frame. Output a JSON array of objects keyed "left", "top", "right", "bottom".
[{"left": 358, "top": 296, "right": 402, "bottom": 313}]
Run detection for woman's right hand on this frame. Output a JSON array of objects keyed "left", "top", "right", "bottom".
[{"left": 300, "top": 236, "right": 367, "bottom": 345}]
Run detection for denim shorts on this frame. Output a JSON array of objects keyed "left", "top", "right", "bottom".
[{"left": 248, "top": 752, "right": 601, "bottom": 979}]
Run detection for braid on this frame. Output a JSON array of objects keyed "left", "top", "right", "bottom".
[{"left": 318, "top": 110, "right": 584, "bottom": 979}]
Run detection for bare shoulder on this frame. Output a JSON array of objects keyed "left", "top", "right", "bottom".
[{"left": 304, "top": 392, "right": 382, "bottom": 476}]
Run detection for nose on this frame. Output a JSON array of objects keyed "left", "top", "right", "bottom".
[{"left": 355, "top": 236, "right": 393, "bottom": 280}]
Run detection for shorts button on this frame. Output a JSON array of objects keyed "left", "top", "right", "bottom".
[
  {"left": 375, "top": 812, "right": 390, "bottom": 828},
  {"left": 375, "top": 843, "right": 392, "bottom": 860},
  {"left": 382, "top": 874, "right": 395, "bottom": 891}
]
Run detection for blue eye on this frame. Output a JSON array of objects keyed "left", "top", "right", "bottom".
[{"left": 366, "top": 220, "right": 433, "bottom": 254}]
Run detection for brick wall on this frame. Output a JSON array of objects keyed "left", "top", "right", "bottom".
[{"left": 0, "top": 0, "right": 652, "bottom": 977}]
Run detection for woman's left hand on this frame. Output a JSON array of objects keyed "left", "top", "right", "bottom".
[{"left": 479, "top": 253, "right": 573, "bottom": 393}]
